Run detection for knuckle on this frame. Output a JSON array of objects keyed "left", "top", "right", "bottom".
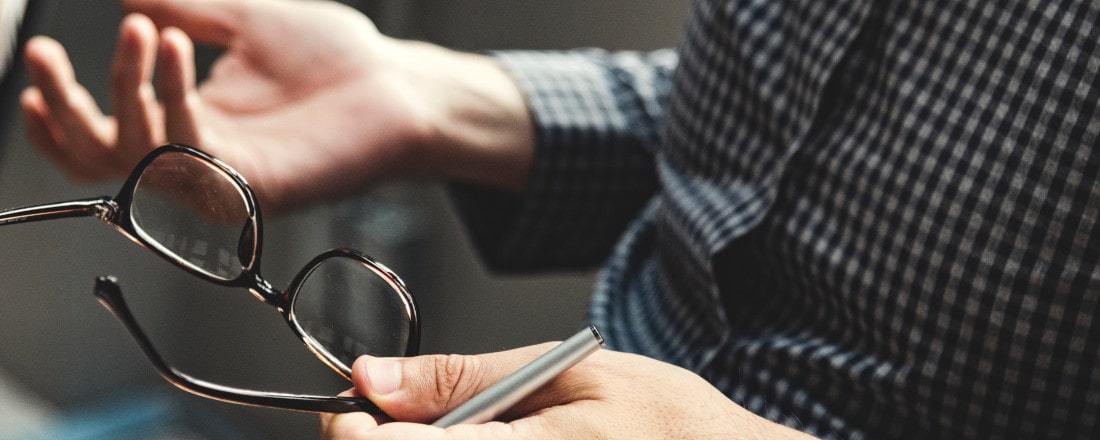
[{"left": 430, "top": 354, "right": 482, "bottom": 408}]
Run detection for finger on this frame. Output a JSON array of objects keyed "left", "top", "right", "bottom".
[
  {"left": 22, "top": 37, "right": 119, "bottom": 176},
  {"left": 122, "top": 0, "right": 250, "bottom": 46},
  {"left": 20, "top": 87, "right": 58, "bottom": 148},
  {"left": 320, "top": 412, "right": 381, "bottom": 440},
  {"left": 342, "top": 403, "right": 600, "bottom": 440},
  {"left": 320, "top": 389, "right": 380, "bottom": 440},
  {"left": 156, "top": 26, "right": 201, "bottom": 146},
  {"left": 20, "top": 88, "right": 71, "bottom": 172},
  {"left": 22, "top": 88, "right": 110, "bottom": 180},
  {"left": 112, "top": 14, "right": 165, "bottom": 160},
  {"left": 346, "top": 421, "right": 497, "bottom": 440},
  {"left": 319, "top": 412, "right": 335, "bottom": 438},
  {"left": 352, "top": 343, "right": 562, "bottom": 424}
]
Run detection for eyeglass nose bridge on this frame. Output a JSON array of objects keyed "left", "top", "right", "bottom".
[{"left": 245, "top": 271, "right": 285, "bottom": 309}]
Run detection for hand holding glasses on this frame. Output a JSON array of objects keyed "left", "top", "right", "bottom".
[{"left": 0, "top": 144, "right": 420, "bottom": 414}]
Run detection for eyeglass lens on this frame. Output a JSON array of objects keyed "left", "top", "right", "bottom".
[
  {"left": 128, "top": 150, "right": 414, "bottom": 371},
  {"left": 131, "top": 151, "right": 250, "bottom": 281},
  {"left": 292, "top": 255, "right": 415, "bottom": 370}
]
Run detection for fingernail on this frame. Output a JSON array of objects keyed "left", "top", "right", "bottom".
[{"left": 366, "top": 357, "right": 401, "bottom": 396}]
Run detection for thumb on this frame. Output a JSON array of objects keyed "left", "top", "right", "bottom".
[{"left": 352, "top": 344, "right": 557, "bottom": 424}]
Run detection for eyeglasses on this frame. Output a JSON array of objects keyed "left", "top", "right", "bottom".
[{"left": 0, "top": 143, "right": 420, "bottom": 414}]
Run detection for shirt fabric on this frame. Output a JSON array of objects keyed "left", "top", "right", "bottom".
[{"left": 453, "top": 0, "right": 1100, "bottom": 438}]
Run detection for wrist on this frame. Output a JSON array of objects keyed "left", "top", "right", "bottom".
[{"left": 392, "top": 40, "right": 536, "bottom": 192}]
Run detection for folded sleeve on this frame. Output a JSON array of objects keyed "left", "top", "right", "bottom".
[{"left": 450, "top": 49, "right": 677, "bottom": 272}]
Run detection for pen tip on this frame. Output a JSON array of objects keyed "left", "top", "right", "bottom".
[{"left": 588, "top": 325, "right": 606, "bottom": 347}]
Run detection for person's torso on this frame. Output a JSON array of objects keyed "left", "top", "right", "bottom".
[{"left": 595, "top": 0, "right": 1100, "bottom": 438}]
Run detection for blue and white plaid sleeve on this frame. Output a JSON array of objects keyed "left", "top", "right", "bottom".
[{"left": 450, "top": 49, "right": 677, "bottom": 272}]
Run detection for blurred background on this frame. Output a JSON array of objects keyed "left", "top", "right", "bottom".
[{"left": 0, "top": 1, "right": 689, "bottom": 438}]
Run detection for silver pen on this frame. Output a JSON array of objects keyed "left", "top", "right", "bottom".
[{"left": 432, "top": 326, "right": 606, "bottom": 428}]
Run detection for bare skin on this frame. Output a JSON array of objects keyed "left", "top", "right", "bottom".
[
  {"left": 22, "top": 0, "right": 534, "bottom": 214},
  {"left": 320, "top": 344, "right": 816, "bottom": 440},
  {"left": 23, "top": 1, "right": 819, "bottom": 438}
]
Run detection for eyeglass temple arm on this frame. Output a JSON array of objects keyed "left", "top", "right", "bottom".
[
  {"left": 93, "top": 276, "right": 387, "bottom": 415},
  {"left": 0, "top": 197, "right": 116, "bottom": 226}
]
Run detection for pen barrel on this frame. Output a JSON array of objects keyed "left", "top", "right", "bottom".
[{"left": 432, "top": 326, "right": 605, "bottom": 427}]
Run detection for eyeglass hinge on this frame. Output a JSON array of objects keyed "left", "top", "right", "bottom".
[{"left": 93, "top": 199, "right": 120, "bottom": 222}]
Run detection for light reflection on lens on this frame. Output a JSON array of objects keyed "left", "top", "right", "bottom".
[
  {"left": 130, "top": 151, "right": 251, "bottom": 281},
  {"left": 291, "top": 255, "right": 413, "bottom": 374}
]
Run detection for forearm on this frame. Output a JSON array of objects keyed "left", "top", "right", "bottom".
[{"left": 446, "top": 49, "right": 676, "bottom": 271}]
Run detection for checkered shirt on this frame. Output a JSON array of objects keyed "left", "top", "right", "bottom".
[{"left": 452, "top": 0, "right": 1100, "bottom": 438}]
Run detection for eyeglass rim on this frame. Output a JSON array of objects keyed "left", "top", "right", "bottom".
[
  {"left": 1, "top": 143, "right": 422, "bottom": 412},
  {"left": 0, "top": 144, "right": 421, "bottom": 413},
  {"left": 112, "top": 146, "right": 421, "bottom": 399},
  {"left": 93, "top": 275, "right": 389, "bottom": 415},
  {"left": 112, "top": 143, "right": 265, "bottom": 287},
  {"left": 283, "top": 248, "right": 422, "bottom": 379},
  {"left": 97, "top": 245, "right": 422, "bottom": 408}
]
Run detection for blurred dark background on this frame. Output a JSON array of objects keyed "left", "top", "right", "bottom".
[{"left": 0, "top": 1, "right": 689, "bottom": 438}]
